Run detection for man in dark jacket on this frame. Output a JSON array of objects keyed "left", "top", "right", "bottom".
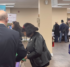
[
  {"left": 0, "top": 10, "right": 27, "bottom": 67},
  {"left": 59, "top": 20, "right": 68, "bottom": 42},
  {"left": 54, "top": 22, "right": 59, "bottom": 42}
]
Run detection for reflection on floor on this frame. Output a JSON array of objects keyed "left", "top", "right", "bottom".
[{"left": 21, "top": 42, "right": 70, "bottom": 67}]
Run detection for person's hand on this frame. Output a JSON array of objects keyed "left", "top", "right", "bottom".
[
  {"left": 24, "top": 56, "right": 27, "bottom": 59},
  {"left": 21, "top": 60, "right": 24, "bottom": 63}
]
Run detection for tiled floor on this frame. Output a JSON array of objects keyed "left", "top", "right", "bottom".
[{"left": 21, "top": 42, "right": 70, "bottom": 67}]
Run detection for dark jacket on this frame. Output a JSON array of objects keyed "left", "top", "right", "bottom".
[
  {"left": 54, "top": 23, "right": 59, "bottom": 36},
  {"left": 26, "top": 32, "right": 51, "bottom": 67},
  {"left": 59, "top": 23, "right": 67, "bottom": 33},
  {"left": 66, "top": 25, "right": 69, "bottom": 33},
  {"left": 0, "top": 24, "right": 27, "bottom": 67},
  {"left": 16, "top": 29, "right": 22, "bottom": 40}
]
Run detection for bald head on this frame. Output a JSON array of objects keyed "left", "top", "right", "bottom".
[{"left": 0, "top": 10, "right": 8, "bottom": 25}]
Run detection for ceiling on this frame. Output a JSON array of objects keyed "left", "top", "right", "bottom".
[
  {"left": 58, "top": 0, "right": 70, "bottom": 3},
  {"left": 0, "top": 0, "right": 38, "bottom": 8},
  {"left": 52, "top": 0, "right": 70, "bottom": 8},
  {"left": 0, "top": 0, "right": 70, "bottom": 8}
]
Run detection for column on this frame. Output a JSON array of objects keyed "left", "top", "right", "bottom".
[{"left": 38, "top": 0, "right": 52, "bottom": 53}]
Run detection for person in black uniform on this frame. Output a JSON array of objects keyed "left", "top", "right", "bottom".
[
  {"left": 22, "top": 23, "right": 51, "bottom": 67},
  {"left": 12, "top": 21, "right": 22, "bottom": 40}
]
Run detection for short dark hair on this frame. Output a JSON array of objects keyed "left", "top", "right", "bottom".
[
  {"left": 13, "top": 21, "right": 21, "bottom": 31},
  {"left": 22, "top": 23, "right": 38, "bottom": 37},
  {"left": 61, "top": 20, "right": 64, "bottom": 23}
]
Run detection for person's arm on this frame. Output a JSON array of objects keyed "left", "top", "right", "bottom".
[
  {"left": 27, "top": 36, "right": 43, "bottom": 59},
  {"left": 16, "top": 38, "right": 27, "bottom": 62}
]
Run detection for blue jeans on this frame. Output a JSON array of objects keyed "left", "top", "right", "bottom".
[
  {"left": 59, "top": 32, "right": 67, "bottom": 42},
  {"left": 55, "top": 35, "right": 58, "bottom": 42}
]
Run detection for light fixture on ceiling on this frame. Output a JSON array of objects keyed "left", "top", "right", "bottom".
[
  {"left": 6, "top": 6, "right": 14, "bottom": 7},
  {"left": 58, "top": 3, "right": 70, "bottom": 5},
  {"left": 0, "top": 3, "right": 15, "bottom": 5},
  {"left": 52, "top": 6, "right": 62, "bottom": 7},
  {"left": 0, "top": 3, "right": 15, "bottom": 8},
  {"left": 52, "top": 6, "right": 62, "bottom": 8},
  {"left": 0, "top": 4, "right": 6, "bottom": 5}
]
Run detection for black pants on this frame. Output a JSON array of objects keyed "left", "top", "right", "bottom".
[
  {"left": 55, "top": 35, "right": 58, "bottom": 42},
  {"left": 67, "top": 35, "right": 69, "bottom": 42}
]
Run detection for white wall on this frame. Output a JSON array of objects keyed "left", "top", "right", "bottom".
[
  {"left": 52, "top": 8, "right": 67, "bottom": 28},
  {"left": 10, "top": 8, "right": 38, "bottom": 27}
]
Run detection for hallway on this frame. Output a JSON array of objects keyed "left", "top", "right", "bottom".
[{"left": 22, "top": 42, "right": 70, "bottom": 67}]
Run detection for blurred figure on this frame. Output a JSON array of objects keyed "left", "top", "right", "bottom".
[
  {"left": 8, "top": 23, "right": 12, "bottom": 29},
  {"left": 54, "top": 22, "right": 59, "bottom": 42},
  {"left": 66, "top": 22, "right": 69, "bottom": 26},
  {"left": 22, "top": 23, "right": 51, "bottom": 67},
  {"left": 59, "top": 20, "right": 68, "bottom": 42},
  {"left": 52, "top": 23, "right": 55, "bottom": 32},
  {"left": 66, "top": 22, "right": 69, "bottom": 42},
  {"left": 0, "top": 10, "right": 27, "bottom": 67},
  {"left": 12, "top": 21, "right": 22, "bottom": 40}
]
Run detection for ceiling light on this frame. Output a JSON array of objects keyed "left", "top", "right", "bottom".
[
  {"left": 0, "top": 3, "right": 15, "bottom": 6},
  {"left": 0, "top": 4, "right": 6, "bottom": 5},
  {"left": 58, "top": 3, "right": 70, "bottom": 5},
  {"left": 52, "top": 6, "right": 62, "bottom": 7},
  {"left": 52, "top": 6, "right": 62, "bottom": 8},
  {"left": 6, "top": 6, "right": 14, "bottom": 7}
]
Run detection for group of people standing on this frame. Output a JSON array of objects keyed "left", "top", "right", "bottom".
[
  {"left": 53, "top": 20, "right": 69, "bottom": 43},
  {"left": 0, "top": 10, "right": 51, "bottom": 67}
]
